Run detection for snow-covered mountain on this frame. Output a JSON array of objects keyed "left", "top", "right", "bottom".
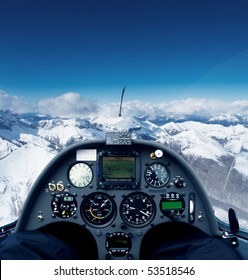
[{"left": 1, "top": 109, "right": 248, "bottom": 229}]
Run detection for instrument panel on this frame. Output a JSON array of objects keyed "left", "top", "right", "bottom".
[{"left": 15, "top": 133, "right": 221, "bottom": 259}]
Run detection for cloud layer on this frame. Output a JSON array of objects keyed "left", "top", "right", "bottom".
[
  {"left": 101, "top": 98, "right": 248, "bottom": 120},
  {"left": 0, "top": 91, "right": 33, "bottom": 114},
  {"left": 0, "top": 91, "right": 99, "bottom": 117},
  {"left": 1, "top": 90, "right": 248, "bottom": 119},
  {"left": 36, "top": 92, "right": 99, "bottom": 117}
]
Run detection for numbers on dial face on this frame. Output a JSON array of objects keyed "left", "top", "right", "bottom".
[
  {"left": 68, "top": 162, "right": 93, "bottom": 188},
  {"left": 120, "top": 192, "right": 156, "bottom": 227},
  {"left": 82, "top": 192, "right": 116, "bottom": 227},
  {"left": 145, "top": 163, "right": 170, "bottom": 188}
]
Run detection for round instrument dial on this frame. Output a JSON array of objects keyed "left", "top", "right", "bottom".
[
  {"left": 81, "top": 192, "right": 116, "bottom": 227},
  {"left": 120, "top": 192, "right": 156, "bottom": 227},
  {"left": 51, "top": 192, "right": 77, "bottom": 218},
  {"left": 145, "top": 162, "right": 170, "bottom": 188},
  {"left": 68, "top": 162, "right": 93, "bottom": 188},
  {"left": 106, "top": 232, "right": 132, "bottom": 257}
]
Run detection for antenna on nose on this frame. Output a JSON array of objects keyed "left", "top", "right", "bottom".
[{"left": 119, "top": 86, "right": 126, "bottom": 117}]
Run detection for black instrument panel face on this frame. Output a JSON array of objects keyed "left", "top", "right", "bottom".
[
  {"left": 144, "top": 162, "right": 170, "bottom": 188},
  {"left": 81, "top": 192, "right": 117, "bottom": 227},
  {"left": 120, "top": 192, "right": 156, "bottom": 227},
  {"left": 21, "top": 140, "right": 217, "bottom": 259}
]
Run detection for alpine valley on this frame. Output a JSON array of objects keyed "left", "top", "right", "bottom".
[{"left": 1, "top": 109, "right": 248, "bottom": 229}]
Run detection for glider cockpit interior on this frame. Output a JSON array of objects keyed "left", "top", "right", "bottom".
[{"left": 0, "top": 132, "right": 247, "bottom": 260}]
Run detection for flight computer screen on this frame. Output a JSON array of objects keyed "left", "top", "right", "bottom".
[{"left": 102, "top": 156, "right": 135, "bottom": 182}]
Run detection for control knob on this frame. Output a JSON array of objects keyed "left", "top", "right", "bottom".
[{"left": 174, "top": 176, "right": 186, "bottom": 188}]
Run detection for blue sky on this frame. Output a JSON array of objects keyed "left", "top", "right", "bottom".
[{"left": 0, "top": 0, "right": 248, "bottom": 109}]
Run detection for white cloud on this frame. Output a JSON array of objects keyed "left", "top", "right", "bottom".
[
  {"left": 156, "top": 98, "right": 230, "bottom": 118},
  {"left": 0, "top": 91, "right": 99, "bottom": 117},
  {"left": 102, "top": 98, "right": 248, "bottom": 120},
  {"left": 0, "top": 90, "right": 34, "bottom": 113},
  {"left": 230, "top": 100, "right": 248, "bottom": 114},
  {"left": 36, "top": 92, "right": 99, "bottom": 117}
]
